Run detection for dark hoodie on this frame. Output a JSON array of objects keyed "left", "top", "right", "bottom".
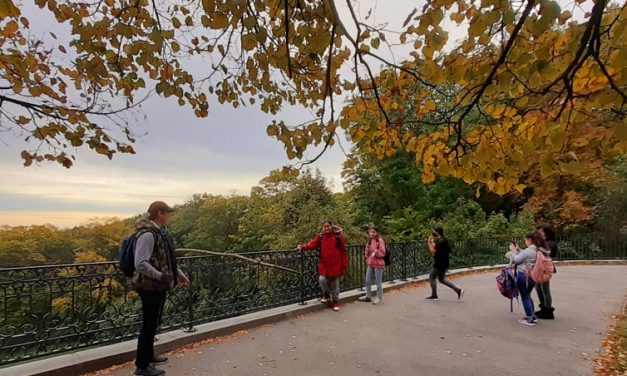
[{"left": 541, "top": 226, "right": 559, "bottom": 259}]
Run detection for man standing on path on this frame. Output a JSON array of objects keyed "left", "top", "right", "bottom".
[
  {"left": 425, "top": 227, "right": 464, "bottom": 301},
  {"left": 297, "top": 221, "right": 348, "bottom": 312},
  {"left": 132, "top": 201, "right": 190, "bottom": 376}
]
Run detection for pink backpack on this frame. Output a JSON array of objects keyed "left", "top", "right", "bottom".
[{"left": 528, "top": 248, "right": 554, "bottom": 284}]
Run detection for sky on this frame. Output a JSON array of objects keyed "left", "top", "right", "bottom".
[{"left": 1, "top": 0, "right": 428, "bottom": 227}]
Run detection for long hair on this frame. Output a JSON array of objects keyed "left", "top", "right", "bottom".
[
  {"left": 538, "top": 224, "right": 557, "bottom": 241},
  {"left": 525, "top": 231, "right": 546, "bottom": 249}
]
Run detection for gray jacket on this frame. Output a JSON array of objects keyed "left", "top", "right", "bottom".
[{"left": 506, "top": 245, "right": 539, "bottom": 274}]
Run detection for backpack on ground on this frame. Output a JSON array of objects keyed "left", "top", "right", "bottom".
[
  {"left": 496, "top": 266, "right": 519, "bottom": 312},
  {"left": 118, "top": 230, "right": 157, "bottom": 277},
  {"left": 528, "top": 248, "right": 554, "bottom": 284}
]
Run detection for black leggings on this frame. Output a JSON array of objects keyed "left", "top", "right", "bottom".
[{"left": 429, "top": 267, "right": 459, "bottom": 296}]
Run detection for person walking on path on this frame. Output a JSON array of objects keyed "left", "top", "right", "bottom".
[
  {"left": 535, "top": 224, "right": 558, "bottom": 319},
  {"left": 297, "top": 221, "right": 348, "bottom": 312},
  {"left": 425, "top": 227, "right": 464, "bottom": 301},
  {"left": 133, "top": 201, "right": 190, "bottom": 376},
  {"left": 358, "top": 226, "right": 386, "bottom": 305},
  {"left": 507, "top": 232, "right": 548, "bottom": 327}
]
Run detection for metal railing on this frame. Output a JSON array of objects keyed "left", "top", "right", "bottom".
[{"left": 0, "top": 234, "right": 625, "bottom": 365}]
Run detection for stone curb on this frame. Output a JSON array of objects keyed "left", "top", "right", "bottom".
[{"left": 2, "top": 261, "right": 625, "bottom": 376}]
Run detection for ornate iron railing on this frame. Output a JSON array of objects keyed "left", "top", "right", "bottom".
[{"left": 0, "top": 234, "right": 625, "bottom": 365}]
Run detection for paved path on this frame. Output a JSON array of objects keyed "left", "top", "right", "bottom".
[{"left": 104, "top": 266, "right": 626, "bottom": 376}]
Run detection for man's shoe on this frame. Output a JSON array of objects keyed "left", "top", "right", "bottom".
[
  {"left": 372, "top": 298, "right": 382, "bottom": 305},
  {"left": 331, "top": 301, "right": 340, "bottom": 312},
  {"left": 534, "top": 304, "right": 546, "bottom": 316},
  {"left": 135, "top": 365, "right": 165, "bottom": 376},
  {"left": 425, "top": 295, "right": 439, "bottom": 301},
  {"left": 150, "top": 355, "right": 168, "bottom": 365},
  {"left": 358, "top": 296, "right": 371, "bottom": 302},
  {"left": 457, "top": 289, "right": 464, "bottom": 300},
  {"left": 320, "top": 294, "right": 330, "bottom": 304}
]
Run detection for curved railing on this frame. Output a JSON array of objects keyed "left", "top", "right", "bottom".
[{"left": 0, "top": 234, "right": 624, "bottom": 365}]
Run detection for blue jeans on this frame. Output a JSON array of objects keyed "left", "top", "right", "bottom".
[
  {"left": 365, "top": 267, "right": 384, "bottom": 300},
  {"left": 516, "top": 272, "right": 536, "bottom": 318}
]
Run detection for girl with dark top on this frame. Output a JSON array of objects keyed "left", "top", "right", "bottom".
[
  {"left": 535, "top": 224, "right": 558, "bottom": 319},
  {"left": 425, "top": 227, "right": 464, "bottom": 301}
]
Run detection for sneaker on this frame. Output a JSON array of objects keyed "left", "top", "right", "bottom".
[
  {"left": 320, "top": 294, "right": 330, "bottom": 304},
  {"left": 517, "top": 318, "right": 536, "bottom": 327},
  {"left": 135, "top": 365, "right": 165, "bottom": 376},
  {"left": 531, "top": 316, "right": 538, "bottom": 323},
  {"left": 150, "top": 355, "right": 168, "bottom": 365},
  {"left": 331, "top": 302, "right": 340, "bottom": 312},
  {"left": 372, "top": 298, "right": 382, "bottom": 305},
  {"left": 425, "top": 296, "right": 439, "bottom": 301},
  {"left": 457, "top": 289, "right": 464, "bottom": 300},
  {"left": 358, "top": 296, "right": 371, "bottom": 302}
]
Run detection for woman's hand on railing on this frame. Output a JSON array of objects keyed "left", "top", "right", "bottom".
[{"left": 179, "top": 274, "right": 190, "bottom": 287}]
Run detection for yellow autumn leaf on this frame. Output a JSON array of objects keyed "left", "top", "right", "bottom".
[{"left": 0, "top": 0, "right": 20, "bottom": 19}]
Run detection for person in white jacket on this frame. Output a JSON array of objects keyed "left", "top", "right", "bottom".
[{"left": 506, "top": 232, "right": 547, "bottom": 326}]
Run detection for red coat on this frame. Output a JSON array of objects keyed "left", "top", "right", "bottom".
[{"left": 300, "top": 233, "right": 348, "bottom": 278}]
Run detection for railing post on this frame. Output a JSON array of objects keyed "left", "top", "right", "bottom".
[
  {"left": 298, "top": 250, "right": 308, "bottom": 306},
  {"left": 183, "top": 258, "right": 197, "bottom": 333},
  {"left": 401, "top": 244, "right": 407, "bottom": 281}
]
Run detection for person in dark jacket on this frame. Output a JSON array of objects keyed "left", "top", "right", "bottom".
[
  {"left": 535, "top": 224, "right": 558, "bottom": 319},
  {"left": 132, "top": 201, "right": 189, "bottom": 376},
  {"left": 297, "top": 221, "right": 348, "bottom": 312},
  {"left": 425, "top": 227, "right": 464, "bottom": 301}
]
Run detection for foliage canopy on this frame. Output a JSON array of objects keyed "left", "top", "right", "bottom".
[{"left": 1, "top": 0, "right": 624, "bottom": 194}]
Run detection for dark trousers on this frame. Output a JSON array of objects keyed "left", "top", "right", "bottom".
[
  {"left": 429, "top": 267, "right": 459, "bottom": 296},
  {"left": 535, "top": 281, "right": 553, "bottom": 309},
  {"left": 136, "top": 290, "right": 166, "bottom": 369}
]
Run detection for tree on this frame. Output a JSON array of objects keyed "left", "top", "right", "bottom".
[
  {"left": 70, "top": 217, "right": 134, "bottom": 260},
  {"left": 1, "top": 0, "right": 623, "bottom": 195},
  {"left": 236, "top": 169, "right": 360, "bottom": 249},
  {"left": 343, "top": 150, "right": 475, "bottom": 225},
  {"left": 169, "top": 194, "right": 250, "bottom": 251}
]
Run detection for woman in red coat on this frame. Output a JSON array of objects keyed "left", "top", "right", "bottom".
[{"left": 297, "top": 221, "right": 348, "bottom": 312}]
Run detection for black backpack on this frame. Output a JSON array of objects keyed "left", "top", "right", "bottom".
[
  {"left": 383, "top": 244, "right": 392, "bottom": 266},
  {"left": 118, "top": 229, "right": 158, "bottom": 277}
]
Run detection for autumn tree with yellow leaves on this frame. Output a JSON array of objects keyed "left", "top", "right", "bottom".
[{"left": 1, "top": 0, "right": 625, "bottom": 195}]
